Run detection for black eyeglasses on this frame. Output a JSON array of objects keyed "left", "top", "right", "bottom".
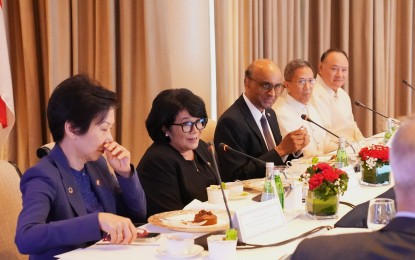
[
  {"left": 171, "top": 118, "right": 208, "bottom": 133},
  {"left": 248, "top": 77, "right": 285, "bottom": 94}
]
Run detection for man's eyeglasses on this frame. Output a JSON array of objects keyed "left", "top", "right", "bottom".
[
  {"left": 171, "top": 118, "right": 208, "bottom": 133},
  {"left": 288, "top": 78, "right": 316, "bottom": 86},
  {"left": 248, "top": 77, "right": 285, "bottom": 94}
]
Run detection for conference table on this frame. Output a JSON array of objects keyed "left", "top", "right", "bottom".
[{"left": 56, "top": 134, "right": 392, "bottom": 260}]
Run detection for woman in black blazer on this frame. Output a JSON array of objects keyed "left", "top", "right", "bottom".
[{"left": 137, "top": 89, "right": 218, "bottom": 217}]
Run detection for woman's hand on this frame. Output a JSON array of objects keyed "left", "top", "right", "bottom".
[
  {"left": 99, "top": 212, "right": 137, "bottom": 244},
  {"left": 104, "top": 141, "right": 132, "bottom": 177}
]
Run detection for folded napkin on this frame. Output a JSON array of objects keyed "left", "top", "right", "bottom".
[{"left": 183, "top": 199, "right": 226, "bottom": 211}]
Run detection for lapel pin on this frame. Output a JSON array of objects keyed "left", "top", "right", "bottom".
[
  {"left": 207, "top": 162, "right": 211, "bottom": 167},
  {"left": 68, "top": 187, "right": 73, "bottom": 194},
  {"left": 96, "top": 179, "right": 101, "bottom": 186},
  {"left": 267, "top": 112, "right": 271, "bottom": 117}
]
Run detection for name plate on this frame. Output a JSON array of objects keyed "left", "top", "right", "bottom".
[{"left": 232, "top": 198, "right": 285, "bottom": 242}]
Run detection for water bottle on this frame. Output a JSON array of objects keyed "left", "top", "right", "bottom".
[
  {"left": 261, "top": 162, "right": 277, "bottom": 202},
  {"left": 335, "top": 137, "right": 348, "bottom": 168},
  {"left": 274, "top": 168, "right": 285, "bottom": 209},
  {"left": 384, "top": 118, "right": 394, "bottom": 144}
]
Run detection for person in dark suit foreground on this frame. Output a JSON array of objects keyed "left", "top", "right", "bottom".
[
  {"left": 292, "top": 119, "right": 415, "bottom": 259},
  {"left": 214, "top": 59, "right": 309, "bottom": 181},
  {"left": 15, "top": 75, "right": 146, "bottom": 260}
]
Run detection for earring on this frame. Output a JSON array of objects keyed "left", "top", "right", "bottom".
[{"left": 165, "top": 133, "right": 169, "bottom": 137}]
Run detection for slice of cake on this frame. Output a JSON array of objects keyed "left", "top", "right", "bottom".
[{"left": 193, "top": 210, "right": 217, "bottom": 226}]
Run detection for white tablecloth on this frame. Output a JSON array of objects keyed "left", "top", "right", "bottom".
[{"left": 57, "top": 134, "right": 392, "bottom": 260}]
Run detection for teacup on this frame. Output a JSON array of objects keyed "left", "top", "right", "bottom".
[
  {"left": 207, "top": 235, "right": 237, "bottom": 260},
  {"left": 207, "top": 186, "right": 229, "bottom": 204},
  {"left": 286, "top": 159, "right": 308, "bottom": 178},
  {"left": 166, "top": 233, "right": 194, "bottom": 256},
  {"left": 226, "top": 182, "right": 243, "bottom": 196}
]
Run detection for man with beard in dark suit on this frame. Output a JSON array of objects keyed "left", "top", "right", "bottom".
[
  {"left": 292, "top": 119, "right": 415, "bottom": 259},
  {"left": 214, "top": 59, "right": 309, "bottom": 181}
]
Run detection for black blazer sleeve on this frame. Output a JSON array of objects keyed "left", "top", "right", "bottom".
[{"left": 214, "top": 96, "right": 286, "bottom": 181}]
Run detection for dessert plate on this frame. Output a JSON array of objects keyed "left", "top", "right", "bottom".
[
  {"left": 156, "top": 245, "right": 204, "bottom": 258},
  {"left": 148, "top": 209, "right": 229, "bottom": 233}
]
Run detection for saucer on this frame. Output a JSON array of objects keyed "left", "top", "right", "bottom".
[
  {"left": 229, "top": 191, "right": 250, "bottom": 200},
  {"left": 157, "top": 245, "right": 204, "bottom": 258}
]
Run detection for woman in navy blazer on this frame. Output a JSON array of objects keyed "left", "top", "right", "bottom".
[{"left": 15, "top": 75, "right": 146, "bottom": 259}]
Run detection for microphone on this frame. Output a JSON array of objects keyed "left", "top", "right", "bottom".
[
  {"left": 219, "top": 143, "right": 266, "bottom": 165},
  {"left": 207, "top": 142, "right": 237, "bottom": 238},
  {"left": 354, "top": 101, "right": 388, "bottom": 119},
  {"left": 301, "top": 114, "right": 339, "bottom": 138},
  {"left": 300, "top": 114, "right": 356, "bottom": 153},
  {"left": 403, "top": 79, "right": 415, "bottom": 91}
]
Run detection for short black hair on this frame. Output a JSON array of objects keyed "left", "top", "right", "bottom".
[
  {"left": 320, "top": 48, "right": 349, "bottom": 62},
  {"left": 146, "top": 88, "right": 208, "bottom": 142},
  {"left": 47, "top": 74, "right": 118, "bottom": 143},
  {"left": 284, "top": 59, "right": 314, "bottom": 81}
]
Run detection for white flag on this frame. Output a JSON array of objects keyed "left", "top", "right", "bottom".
[{"left": 0, "top": 0, "right": 16, "bottom": 158}]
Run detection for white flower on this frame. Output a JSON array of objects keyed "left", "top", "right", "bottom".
[{"left": 365, "top": 157, "right": 377, "bottom": 169}]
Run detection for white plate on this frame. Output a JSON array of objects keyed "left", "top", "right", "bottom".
[
  {"left": 148, "top": 209, "right": 229, "bottom": 233},
  {"left": 229, "top": 191, "right": 250, "bottom": 200},
  {"left": 157, "top": 244, "right": 204, "bottom": 258}
]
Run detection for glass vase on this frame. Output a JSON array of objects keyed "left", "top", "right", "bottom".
[
  {"left": 305, "top": 190, "right": 339, "bottom": 219},
  {"left": 361, "top": 164, "right": 391, "bottom": 186}
]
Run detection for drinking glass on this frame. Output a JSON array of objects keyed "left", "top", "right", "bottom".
[{"left": 367, "top": 198, "right": 396, "bottom": 230}]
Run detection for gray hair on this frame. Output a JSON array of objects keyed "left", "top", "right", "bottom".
[{"left": 284, "top": 59, "right": 314, "bottom": 81}]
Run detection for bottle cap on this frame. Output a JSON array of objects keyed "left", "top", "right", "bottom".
[{"left": 266, "top": 162, "right": 274, "bottom": 168}]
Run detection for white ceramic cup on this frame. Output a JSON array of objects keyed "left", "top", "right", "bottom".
[
  {"left": 286, "top": 159, "right": 308, "bottom": 178},
  {"left": 166, "top": 233, "right": 194, "bottom": 256},
  {"left": 226, "top": 182, "right": 243, "bottom": 196},
  {"left": 207, "top": 187, "right": 229, "bottom": 204},
  {"left": 207, "top": 235, "right": 237, "bottom": 260}
]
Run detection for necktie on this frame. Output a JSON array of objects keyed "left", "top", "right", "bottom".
[{"left": 260, "top": 115, "right": 275, "bottom": 150}]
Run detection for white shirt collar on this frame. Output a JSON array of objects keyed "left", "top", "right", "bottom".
[
  {"left": 242, "top": 92, "right": 264, "bottom": 122},
  {"left": 285, "top": 94, "right": 309, "bottom": 113},
  {"left": 395, "top": 211, "right": 415, "bottom": 219},
  {"left": 316, "top": 74, "right": 338, "bottom": 98}
]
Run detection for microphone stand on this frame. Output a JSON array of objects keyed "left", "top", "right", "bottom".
[
  {"left": 207, "top": 142, "right": 238, "bottom": 240},
  {"left": 301, "top": 115, "right": 356, "bottom": 153},
  {"left": 354, "top": 101, "right": 388, "bottom": 119},
  {"left": 219, "top": 143, "right": 266, "bottom": 165},
  {"left": 403, "top": 79, "right": 415, "bottom": 91}
]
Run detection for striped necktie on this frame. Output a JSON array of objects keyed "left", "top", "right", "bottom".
[{"left": 260, "top": 114, "right": 275, "bottom": 150}]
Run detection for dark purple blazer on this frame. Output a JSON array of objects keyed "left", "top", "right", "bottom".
[
  {"left": 15, "top": 145, "right": 146, "bottom": 260},
  {"left": 292, "top": 217, "right": 415, "bottom": 259}
]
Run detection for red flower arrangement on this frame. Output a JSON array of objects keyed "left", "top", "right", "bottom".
[
  {"left": 358, "top": 144, "right": 389, "bottom": 170},
  {"left": 300, "top": 162, "right": 349, "bottom": 200}
]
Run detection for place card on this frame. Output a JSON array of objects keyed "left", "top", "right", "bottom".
[{"left": 232, "top": 198, "right": 285, "bottom": 242}]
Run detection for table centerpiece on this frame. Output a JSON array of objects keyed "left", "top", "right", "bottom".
[
  {"left": 300, "top": 162, "right": 348, "bottom": 219},
  {"left": 358, "top": 144, "right": 390, "bottom": 186}
]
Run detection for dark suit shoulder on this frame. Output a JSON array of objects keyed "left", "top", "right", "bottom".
[{"left": 293, "top": 225, "right": 415, "bottom": 260}]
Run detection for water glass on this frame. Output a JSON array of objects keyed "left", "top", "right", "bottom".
[{"left": 367, "top": 198, "right": 396, "bottom": 230}]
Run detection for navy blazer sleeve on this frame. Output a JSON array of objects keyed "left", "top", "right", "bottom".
[{"left": 15, "top": 146, "right": 147, "bottom": 259}]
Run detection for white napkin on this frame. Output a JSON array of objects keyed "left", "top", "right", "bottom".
[{"left": 183, "top": 199, "right": 227, "bottom": 211}]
